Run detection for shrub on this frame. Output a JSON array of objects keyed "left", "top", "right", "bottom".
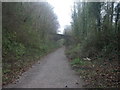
[{"left": 71, "top": 58, "right": 85, "bottom": 65}]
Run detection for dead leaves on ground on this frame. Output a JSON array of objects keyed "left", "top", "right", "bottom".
[{"left": 71, "top": 59, "right": 120, "bottom": 88}]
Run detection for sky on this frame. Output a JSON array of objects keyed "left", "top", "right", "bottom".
[{"left": 47, "top": 0, "right": 73, "bottom": 34}]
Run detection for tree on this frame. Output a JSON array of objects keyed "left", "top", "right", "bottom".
[{"left": 65, "top": 2, "right": 119, "bottom": 59}]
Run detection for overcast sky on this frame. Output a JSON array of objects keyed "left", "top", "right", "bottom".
[{"left": 47, "top": 0, "right": 73, "bottom": 34}]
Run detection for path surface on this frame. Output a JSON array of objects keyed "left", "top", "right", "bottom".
[{"left": 5, "top": 47, "right": 84, "bottom": 88}]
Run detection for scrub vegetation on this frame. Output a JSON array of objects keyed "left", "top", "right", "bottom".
[
  {"left": 2, "top": 2, "right": 60, "bottom": 85},
  {"left": 64, "top": 2, "right": 119, "bottom": 88}
]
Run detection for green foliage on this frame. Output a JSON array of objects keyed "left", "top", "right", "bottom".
[
  {"left": 65, "top": 44, "right": 81, "bottom": 59},
  {"left": 64, "top": 2, "right": 119, "bottom": 88},
  {"left": 2, "top": 30, "right": 26, "bottom": 59},
  {"left": 71, "top": 58, "right": 85, "bottom": 65},
  {"left": 3, "top": 69, "right": 11, "bottom": 74},
  {"left": 65, "top": 2, "right": 119, "bottom": 60},
  {"left": 14, "top": 43, "right": 26, "bottom": 59},
  {"left": 2, "top": 2, "right": 60, "bottom": 85}
]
